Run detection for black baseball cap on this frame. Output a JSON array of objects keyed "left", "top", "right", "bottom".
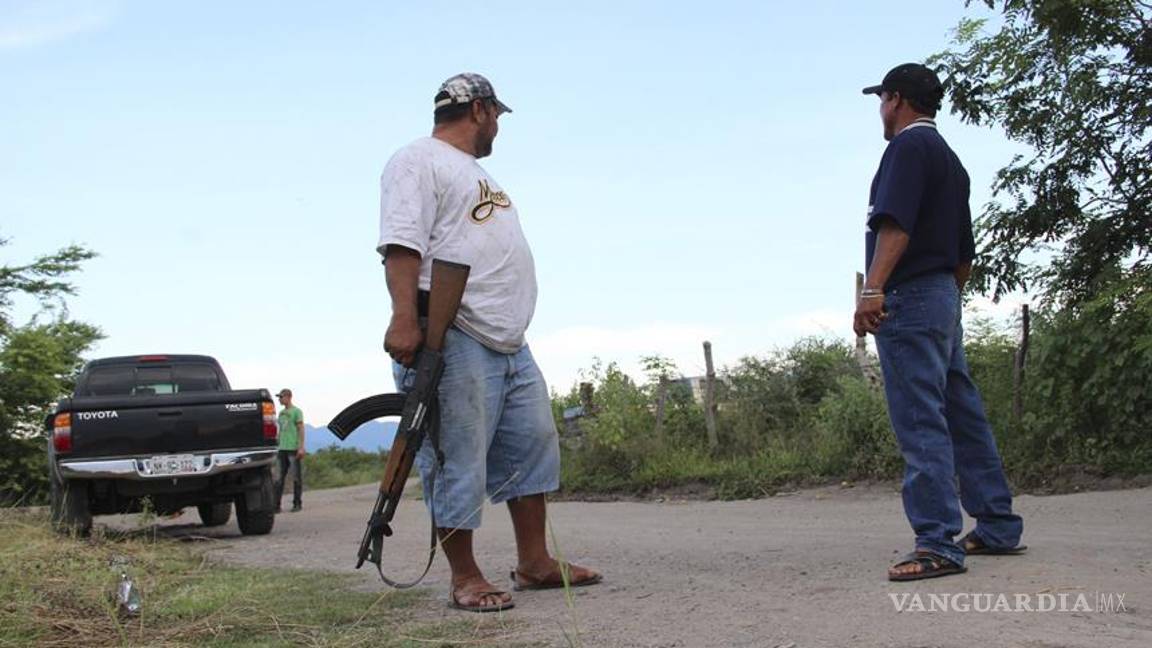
[{"left": 862, "top": 63, "right": 944, "bottom": 109}]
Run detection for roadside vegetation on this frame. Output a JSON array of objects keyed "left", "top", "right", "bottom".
[
  {"left": 304, "top": 447, "right": 386, "bottom": 491},
  {"left": 553, "top": 314, "right": 1152, "bottom": 500},
  {"left": 0, "top": 507, "right": 530, "bottom": 647}
]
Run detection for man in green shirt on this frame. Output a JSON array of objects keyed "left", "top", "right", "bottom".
[{"left": 274, "top": 388, "right": 305, "bottom": 512}]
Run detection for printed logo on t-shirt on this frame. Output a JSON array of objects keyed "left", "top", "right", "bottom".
[{"left": 470, "top": 179, "right": 512, "bottom": 223}]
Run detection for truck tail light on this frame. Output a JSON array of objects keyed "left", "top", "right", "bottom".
[
  {"left": 53, "top": 413, "right": 73, "bottom": 453},
  {"left": 262, "top": 402, "right": 277, "bottom": 440}
]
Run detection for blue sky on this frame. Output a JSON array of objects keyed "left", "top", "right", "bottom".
[{"left": 2, "top": 0, "right": 1029, "bottom": 424}]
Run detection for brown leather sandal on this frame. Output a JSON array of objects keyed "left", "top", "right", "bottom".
[{"left": 510, "top": 566, "right": 603, "bottom": 591}]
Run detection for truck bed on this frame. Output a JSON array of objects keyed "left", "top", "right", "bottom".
[{"left": 59, "top": 389, "right": 275, "bottom": 459}]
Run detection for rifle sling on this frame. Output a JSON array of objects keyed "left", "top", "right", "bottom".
[{"left": 369, "top": 391, "right": 444, "bottom": 589}]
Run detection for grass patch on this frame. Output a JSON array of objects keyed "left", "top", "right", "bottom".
[
  {"left": 0, "top": 508, "right": 533, "bottom": 647},
  {"left": 559, "top": 444, "right": 836, "bottom": 500}
]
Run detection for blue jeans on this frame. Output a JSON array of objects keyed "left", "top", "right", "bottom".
[
  {"left": 874, "top": 272, "right": 1023, "bottom": 566},
  {"left": 394, "top": 328, "right": 560, "bottom": 530},
  {"left": 274, "top": 450, "right": 302, "bottom": 509}
]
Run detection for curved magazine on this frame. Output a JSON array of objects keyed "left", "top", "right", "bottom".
[{"left": 327, "top": 393, "right": 407, "bottom": 440}]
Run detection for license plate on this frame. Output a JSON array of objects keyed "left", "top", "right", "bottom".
[{"left": 145, "top": 454, "right": 202, "bottom": 476}]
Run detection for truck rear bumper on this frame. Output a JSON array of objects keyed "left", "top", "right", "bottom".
[{"left": 58, "top": 448, "right": 277, "bottom": 480}]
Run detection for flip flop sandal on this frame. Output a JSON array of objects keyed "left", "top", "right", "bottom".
[
  {"left": 510, "top": 568, "right": 603, "bottom": 591},
  {"left": 960, "top": 531, "right": 1028, "bottom": 555},
  {"left": 448, "top": 589, "right": 514, "bottom": 613},
  {"left": 888, "top": 551, "right": 967, "bottom": 582}
]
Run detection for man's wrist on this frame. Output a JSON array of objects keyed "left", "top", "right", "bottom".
[{"left": 390, "top": 306, "right": 419, "bottom": 321}]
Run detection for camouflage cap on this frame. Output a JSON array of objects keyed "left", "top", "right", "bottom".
[{"left": 434, "top": 73, "right": 512, "bottom": 114}]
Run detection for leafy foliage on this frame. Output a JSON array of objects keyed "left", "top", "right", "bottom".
[
  {"left": 0, "top": 237, "right": 102, "bottom": 504},
  {"left": 1014, "top": 270, "right": 1152, "bottom": 474},
  {"left": 961, "top": 316, "right": 1018, "bottom": 436},
  {"left": 812, "top": 376, "right": 899, "bottom": 478},
  {"left": 304, "top": 446, "right": 387, "bottom": 490},
  {"left": 930, "top": 0, "right": 1151, "bottom": 304},
  {"left": 719, "top": 338, "right": 858, "bottom": 456},
  {"left": 924, "top": 1, "right": 1152, "bottom": 486},
  {"left": 555, "top": 337, "right": 903, "bottom": 498},
  {"left": 0, "top": 239, "right": 96, "bottom": 335}
]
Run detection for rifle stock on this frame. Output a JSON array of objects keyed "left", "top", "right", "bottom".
[
  {"left": 325, "top": 258, "right": 471, "bottom": 587},
  {"left": 380, "top": 432, "right": 409, "bottom": 493}
]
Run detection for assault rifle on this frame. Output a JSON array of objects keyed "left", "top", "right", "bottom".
[{"left": 327, "top": 259, "right": 470, "bottom": 587}]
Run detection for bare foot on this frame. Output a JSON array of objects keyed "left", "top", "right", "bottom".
[
  {"left": 450, "top": 574, "right": 513, "bottom": 612},
  {"left": 888, "top": 558, "right": 928, "bottom": 579}
]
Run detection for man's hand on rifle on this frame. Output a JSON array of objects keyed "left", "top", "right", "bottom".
[{"left": 385, "top": 312, "right": 424, "bottom": 368}]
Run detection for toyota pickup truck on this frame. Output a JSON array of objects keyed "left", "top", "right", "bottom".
[{"left": 47, "top": 354, "right": 279, "bottom": 536}]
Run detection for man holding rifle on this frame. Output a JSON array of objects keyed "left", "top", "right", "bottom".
[
  {"left": 377, "top": 73, "right": 600, "bottom": 612},
  {"left": 857, "top": 63, "right": 1025, "bottom": 581}
]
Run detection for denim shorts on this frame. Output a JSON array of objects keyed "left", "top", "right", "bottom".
[{"left": 393, "top": 328, "right": 560, "bottom": 530}]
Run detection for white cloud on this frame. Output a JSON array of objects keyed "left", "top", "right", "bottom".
[{"left": 0, "top": 0, "right": 117, "bottom": 49}]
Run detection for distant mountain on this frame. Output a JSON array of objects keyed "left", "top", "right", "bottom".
[{"left": 304, "top": 421, "right": 396, "bottom": 453}]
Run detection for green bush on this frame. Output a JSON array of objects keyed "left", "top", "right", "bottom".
[
  {"left": 304, "top": 446, "right": 385, "bottom": 490},
  {"left": 962, "top": 317, "right": 1017, "bottom": 437},
  {"left": 1013, "top": 271, "right": 1152, "bottom": 477},
  {"left": 556, "top": 338, "right": 888, "bottom": 498},
  {"left": 718, "top": 338, "right": 858, "bottom": 456},
  {"left": 812, "top": 376, "right": 899, "bottom": 479}
]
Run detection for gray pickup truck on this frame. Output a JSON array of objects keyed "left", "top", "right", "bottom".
[{"left": 47, "top": 354, "right": 279, "bottom": 536}]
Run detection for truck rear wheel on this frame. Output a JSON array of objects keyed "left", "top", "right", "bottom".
[
  {"left": 197, "top": 502, "right": 232, "bottom": 527},
  {"left": 235, "top": 467, "right": 275, "bottom": 535},
  {"left": 50, "top": 474, "right": 92, "bottom": 537}
]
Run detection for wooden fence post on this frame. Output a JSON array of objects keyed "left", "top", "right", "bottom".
[
  {"left": 703, "top": 341, "right": 719, "bottom": 452},
  {"left": 579, "top": 382, "right": 594, "bottom": 415},
  {"left": 654, "top": 376, "right": 669, "bottom": 445},
  {"left": 1012, "top": 304, "right": 1031, "bottom": 421}
]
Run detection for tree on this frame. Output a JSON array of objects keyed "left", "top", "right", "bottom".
[
  {"left": 0, "top": 237, "right": 102, "bottom": 503},
  {"left": 931, "top": 0, "right": 1151, "bottom": 305}
]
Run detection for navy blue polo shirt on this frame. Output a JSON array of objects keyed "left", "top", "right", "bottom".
[{"left": 865, "top": 119, "right": 976, "bottom": 288}]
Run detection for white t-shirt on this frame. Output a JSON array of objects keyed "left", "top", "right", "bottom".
[{"left": 378, "top": 137, "right": 537, "bottom": 353}]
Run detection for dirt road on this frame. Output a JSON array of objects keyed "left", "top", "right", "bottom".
[{"left": 119, "top": 483, "right": 1152, "bottom": 647}]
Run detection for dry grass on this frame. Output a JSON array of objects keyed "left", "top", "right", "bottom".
[{"left": 0, "top": 508, "right": 538, "bottom": 647}]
